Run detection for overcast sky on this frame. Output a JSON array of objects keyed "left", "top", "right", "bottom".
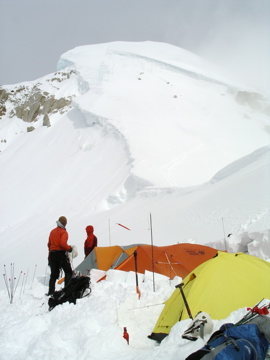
[{"left": 1, "top": 0, "right": 270, "bottom": 94}]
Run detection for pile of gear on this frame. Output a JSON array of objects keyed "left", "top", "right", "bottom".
[
  {"left": 183, "top": 302, "right": 270, "bottom": 360},
  {"left": 48, "top": 274, "right": 91, "bottom": 311}
]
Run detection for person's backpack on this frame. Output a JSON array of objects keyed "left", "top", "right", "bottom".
[
  {"left": 48, "top": 275, "right": 90, "bottom": 311},
  {"left": 186, "top": 323, "right": 269, "bottom": 360}
]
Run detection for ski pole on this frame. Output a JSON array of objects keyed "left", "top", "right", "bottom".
[
  {"left": 23, "top": 269, "right": 29, "bottom": 293},
  {"left": 3, "top": 274, "right": 11, "bottom": 302},
  {"left": 14, "top": 270, "right": 23, "bottom": 297},
  {"left": 20, "top": 273, "right": 26, "bottom": 299},
  {"left": 10, "top": 263, "right": 16, "bottom": 304},
  {"left": 3, "top": 265, "right": 11, "bottom": 301}
]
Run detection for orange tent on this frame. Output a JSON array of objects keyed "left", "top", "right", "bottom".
[
  {"left": 115, "top": 243, "right": 217, "bottom": 279},
  {"left": 75, "top": 245, "right": 138, "bottom": 276}
]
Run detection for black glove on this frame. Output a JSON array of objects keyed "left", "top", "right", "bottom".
[{"left": 68, "top": 247, "right": 73, "bottom": 253}]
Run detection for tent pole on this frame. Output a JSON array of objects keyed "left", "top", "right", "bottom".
[
  {"left": 176, "top": 283, "right": 193, "bottom": 319},
  {"left": 221, "top": 217, "right": 227, "bottom": 251},
  {"left": 150, "top": 213, "right": 156, "bottom": 292},
  {"left": 108, "top": 218, "right": 111, "bottom": 246},
  {"left": 133, "top": 251, "right": 141, "bottom": 299}
]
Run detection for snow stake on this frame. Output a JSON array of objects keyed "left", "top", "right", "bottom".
[{"left": 133, "top": 251, "right": 141, "bottom": 299}]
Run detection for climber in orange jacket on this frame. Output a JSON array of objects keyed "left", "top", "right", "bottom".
[
  {"left": 84, "top": 225, "right": 98, "bottom": 258},
  {"left": 47, "top": 216, "right": 73, "bottom": 295}
]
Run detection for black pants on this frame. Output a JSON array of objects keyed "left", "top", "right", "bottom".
[{"left": 48, "top": 251, "right": 73, "bottom": 294}]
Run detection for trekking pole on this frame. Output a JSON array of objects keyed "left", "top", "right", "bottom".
[
  {"left": 3, "top": 274, "right": 11, "bottom": 302},
  {"left": 133, "top": 251, "right": 141, "bottom": 299},
  {"left": 20, "top": 273, "right": 26, "bottom": 299},
  {"left": 3, "top": 265, "right": 11, "bottom": 301},
  {"left": 31, "top": 264, "right": 37, "bottom": 289},
  {"left": 176, "top": 283, "right": 193, "bottom": 320},
  {"left": 23, "top": 269, "right": 29, "bottom": 293},
  {"left": 150, "top": 213, "right": 156, "bottom": 292},
  {"left": 14, "top": 270, "right": 23, "bottom": 298},
  {"left": 9, "top": 277, "right": 13, "bottom": 304},
  {"left": 236, "top": 299, "right": 265, "bottom": 325},
  {"left": 10, "top": 263, "right": 15, "bottom": 304}
]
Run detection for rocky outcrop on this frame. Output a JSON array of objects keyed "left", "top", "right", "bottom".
[
  {"left": 0, "top": 88, "right": 9, "bottom": 102},
  {"left": 0, "top": 69, "right": 76, "bottom": 126},
  {"left": 42, "top": 113, "right": 51, "bottom": 127},
  {"left": 0, "top": 89, "right": 8, "bottom": 117},
  {"left": 14, "top": 92, "right": 71, "bottom": 123}
]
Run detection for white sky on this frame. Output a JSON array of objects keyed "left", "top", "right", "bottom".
[{"left": 1, "top": 0, "right": 270, "bottom": 94}]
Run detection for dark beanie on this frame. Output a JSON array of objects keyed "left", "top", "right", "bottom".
[{"left": 58, "top": 216, "right": 67, "bottom": 227}]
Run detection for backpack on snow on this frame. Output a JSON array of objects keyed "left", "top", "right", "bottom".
[
  {"left": 48, "top": 275, "right": 91, "bottom": 311},
  {"left": 185, "top": 322, "right": 269, "bottom": 360}
]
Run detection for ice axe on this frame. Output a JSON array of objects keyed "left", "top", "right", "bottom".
[{"left": 176, "top": 282, "right": 193, "bottom": 320}]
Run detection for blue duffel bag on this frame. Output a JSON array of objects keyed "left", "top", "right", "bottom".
[{"left": 186, "top": 323, "right": 269, "bottom": 360}]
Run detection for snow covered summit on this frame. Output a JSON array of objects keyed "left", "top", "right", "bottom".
[{"left": 58, "top": 41, "right": 270, "bottom": 187}]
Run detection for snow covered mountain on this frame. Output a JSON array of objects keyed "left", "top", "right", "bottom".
[{"left": 0, "top": 41, "right": 270, "bottom": 274}]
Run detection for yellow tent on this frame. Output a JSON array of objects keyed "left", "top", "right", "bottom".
[{"left": 149, "top": 252, "right": 270, "bottom": 342}]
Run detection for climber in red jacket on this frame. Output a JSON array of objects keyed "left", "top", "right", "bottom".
[
  {"left": 84, "top": 225, "right": 98, "bottom": 258},
  {"left": 47, "top": 216, "right": 73, "bottom": 295}
]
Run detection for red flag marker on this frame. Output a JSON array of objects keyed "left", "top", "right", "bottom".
[{"left": 117, "top": 223, "right": 131, "bottom": 231}]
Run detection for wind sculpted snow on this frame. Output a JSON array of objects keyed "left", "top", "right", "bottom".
[
  {"left": 58, "top": 41, "right": 270, "bottom": 187},
  {"left": 1, "top": 268, "right": 268, "bottom": 360}
]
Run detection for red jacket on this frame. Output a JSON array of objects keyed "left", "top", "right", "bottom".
[
  {"left": 48, "top": 226, "right": 71, "bottom": 252},
  {"left": 84, "top": 225, "right": 97, "bottom": 257}
]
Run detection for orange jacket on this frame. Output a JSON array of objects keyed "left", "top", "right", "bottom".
[
  {"left": 84, "top": 225, "right": 97, "bottom": 257},
  {"left": 48, "top": 226, "right": 71, "bottom": 252}
]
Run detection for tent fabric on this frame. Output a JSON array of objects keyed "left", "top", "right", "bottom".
[
  {"left": 150, "top": 252, "right": 270, "bottom": 341},
  {"left": 115, "top": 243, "right": 217, "bottom": 279},
  {"left": 75, "top": 243, "right": 217, "bottom": 278},
  {"left": 75, "top": 245, "right": 139, "bottom": 275},
  {"left": 95, "top": 246, "right": 128, "bottom": 270}
]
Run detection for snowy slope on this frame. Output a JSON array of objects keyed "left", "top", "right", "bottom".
[
  {"left": 88, "top": 145, "right": 270, "bottom": 251},
  {"left": 1, "top": 40, "right": 270, "bottom": 360},
  {"left": 58, "top": 41, "right": 270, "bottom": 187},
  {"left": 0, "top": 41, "right": 270, "bottom": 276},
  {"left": 0, "top": 269, "right": 269, "bottom": 360}
]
